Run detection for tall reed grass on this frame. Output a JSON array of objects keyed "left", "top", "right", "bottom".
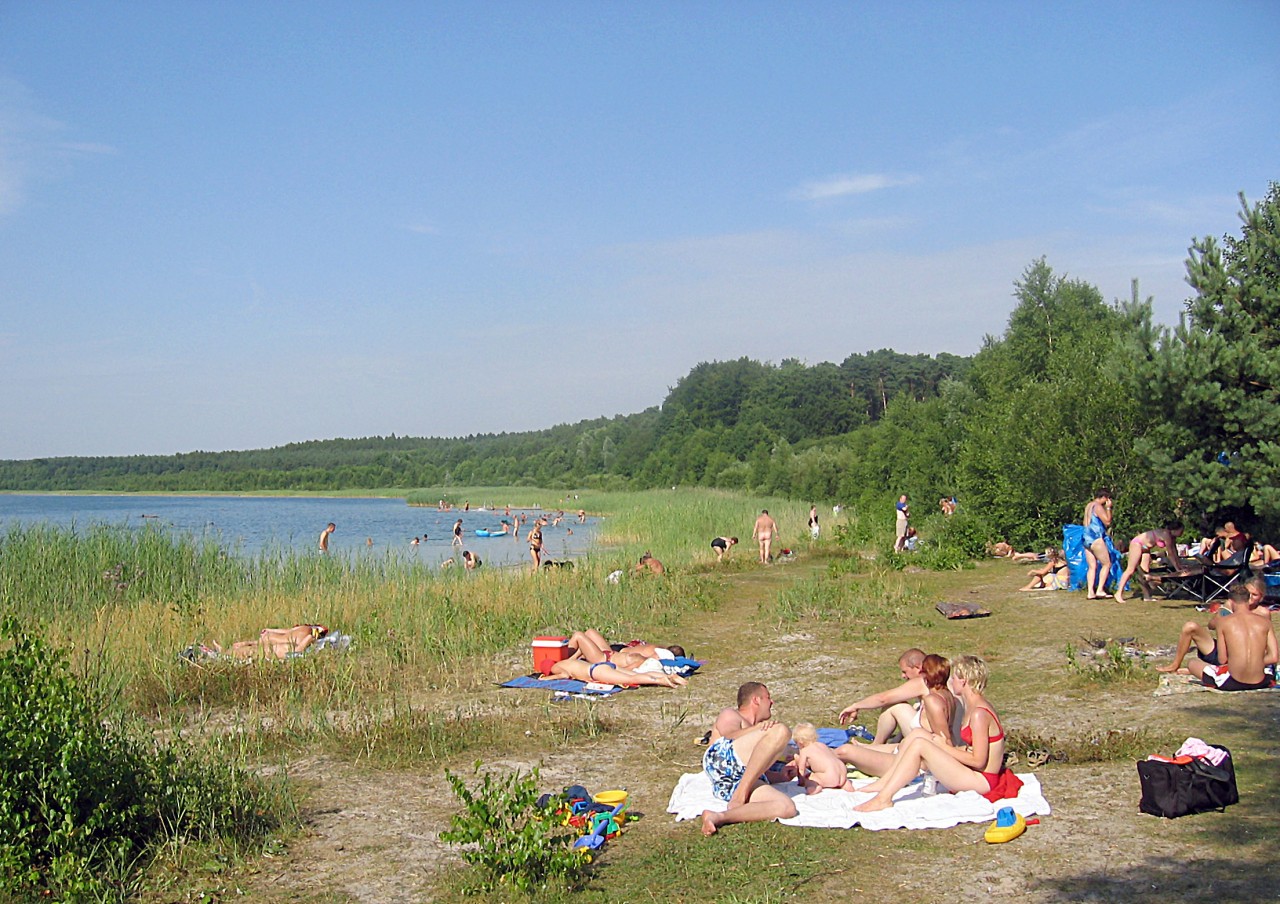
[{"left": 0, "top": 501, "right": 729, "bottom": 723}]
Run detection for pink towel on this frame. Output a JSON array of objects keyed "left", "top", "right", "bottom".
[{"left": 1176, "top": 737, "right": 1228, "bottom": 766}]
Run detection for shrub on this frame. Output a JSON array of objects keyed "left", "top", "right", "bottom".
[
  {"left": 441, "top": 763, "right": 589, "bottom": 894},
  {"left": 0, "top": 617, "right": 287, "bottom": 901}
]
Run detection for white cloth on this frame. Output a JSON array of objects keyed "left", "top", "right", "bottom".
[{"left": 666, "top": 771, "right": 1051, "bottom": 831}]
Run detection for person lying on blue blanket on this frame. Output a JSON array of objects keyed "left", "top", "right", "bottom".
[{"left": 548, "top": 658, "right": 688, "bottom": 688}]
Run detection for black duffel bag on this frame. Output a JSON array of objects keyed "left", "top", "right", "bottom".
[{"left": 1137, "top": 747, "right": 1238, "bottom": 818}]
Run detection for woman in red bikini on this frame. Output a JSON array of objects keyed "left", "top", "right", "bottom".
[{"left": 854, "top": 655, "right": 1022, "bottom": 812}]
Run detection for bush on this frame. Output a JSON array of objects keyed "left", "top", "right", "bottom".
[
  {"left": 441, "top": 763, "right": 589, "bottom": 894},
  {"left": 0, "top": 617, "right": 286, "bottom": 901}
]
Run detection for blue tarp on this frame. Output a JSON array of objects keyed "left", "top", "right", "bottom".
[{"left": 1064, "top": 523, "right": 1122, "bottom": 592}]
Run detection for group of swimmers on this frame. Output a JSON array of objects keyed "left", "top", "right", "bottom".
[{"left": 700, "top": 649, "right": 1020, "bottom": 835}]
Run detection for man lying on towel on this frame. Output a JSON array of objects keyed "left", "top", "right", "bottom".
[{"left": 547, "top": 658, "right": 687, "bottom": 689}]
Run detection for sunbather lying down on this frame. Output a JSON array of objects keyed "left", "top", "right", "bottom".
[
  {"left": 548, "top": 658, "right": 687, "bottom": 688},
  {"left": 213, "top": 624, "right": 328, "bottom": 661}
]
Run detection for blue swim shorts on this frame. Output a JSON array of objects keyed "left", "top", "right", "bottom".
[{"left": 703, "top": 737, "right": 745, "bottom": 802}]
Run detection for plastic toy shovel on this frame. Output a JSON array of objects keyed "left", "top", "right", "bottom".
[{"left": 573, "top": 802, "right": 627, "bottom": 852}]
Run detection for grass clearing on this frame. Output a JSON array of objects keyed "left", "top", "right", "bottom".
[{"left": 4, "top": 489, "right": 1279, "bottom": 902}]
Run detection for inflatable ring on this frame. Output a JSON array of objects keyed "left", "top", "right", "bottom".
[{"left": 984, "top": 807, "right": 1026, "bottom": 843}]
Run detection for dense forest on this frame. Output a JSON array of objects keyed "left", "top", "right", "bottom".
[{"left": 4, "top": 185, "right": 1278, "bottom": 546}]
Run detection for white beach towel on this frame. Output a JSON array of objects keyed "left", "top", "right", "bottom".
[{"left": 666, "top": 771, "right": 1050, "bottom": 831}]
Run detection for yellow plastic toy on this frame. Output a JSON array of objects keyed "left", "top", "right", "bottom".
[
  {"left": 983, "top": 807, "right": 1026, "bottom": 843},
  {"left": 593, "top": 789, "right": 629, "bottom": 809}
]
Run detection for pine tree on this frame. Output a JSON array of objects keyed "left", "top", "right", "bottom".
[{"left": 1139, "top": 183, "right": 1280, "bottom": 535}]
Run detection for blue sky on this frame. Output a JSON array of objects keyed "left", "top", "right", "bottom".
[{"left": 1, "top": 2, "right": 1276, "bottom": 459}]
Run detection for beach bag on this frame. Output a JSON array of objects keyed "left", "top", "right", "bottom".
[{"left": 1136, "top": 747, "right": 1238, "bottom": 818}]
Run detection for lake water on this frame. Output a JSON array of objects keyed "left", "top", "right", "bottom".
[{"left": 0, "top": 495, "right": 599, "bottom": 569}]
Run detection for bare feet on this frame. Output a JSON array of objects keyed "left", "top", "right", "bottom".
[
  {"left": 1113, "top": 592, "right": 1126, "bottom": 603},
  {"left": 700, "top": 809, "right": 722, "bottom": 836},
  {"left": 1154, "top": 663, "right": 1179, "bottom": 673},
  {"left": 854, "top": 795, "right": 892, "bottom": 813}
]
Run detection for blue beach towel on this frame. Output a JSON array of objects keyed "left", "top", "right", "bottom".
[{"left": 501, "top": 675, "right": 622, "bottom": 696}]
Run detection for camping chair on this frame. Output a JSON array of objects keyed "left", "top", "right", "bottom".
[
  {"left": 1150, "top": 539, "right": 1253, "bottom": 604},
  {"left": 1200, "top": 540, "right": 1255, "bottom": 603}
]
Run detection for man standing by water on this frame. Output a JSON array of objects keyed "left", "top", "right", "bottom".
[
  {"left": 753, "top": 510, "right": 778, "bottom": 564},
  {"left": 319, "top": 522, "right": 336, "bottom": 554}
]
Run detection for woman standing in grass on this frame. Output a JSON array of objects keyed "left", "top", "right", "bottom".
[
  {"left": 1081, "top": 489, "right": 1113, "bottom": 599},
  {"left": 853, "top": 655, "right": 1021, "bottom": 812}
]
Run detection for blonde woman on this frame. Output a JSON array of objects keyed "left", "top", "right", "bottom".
[{"left": 854, "top": 655, "right": 1021, "bottom": 812}]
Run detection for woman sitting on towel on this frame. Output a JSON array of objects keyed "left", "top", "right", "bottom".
[
  {"left": 214, "top": 624, "right": 328, "bottom": 661},
  {"left": 854, "top": 655, "right": 1022, "bottom": 812},
  {"left": 836, "top": 654, "right": 960, "bottom": 778},
  {"left": 547, "top": 658, "right": 688, "bottom": 688}
]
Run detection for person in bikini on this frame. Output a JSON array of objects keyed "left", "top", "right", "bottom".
[
  {"left": 1019, "top": 548, "right": 1069, "bottom": 591},
  {"left": 563, "top": 629, "right": 685, "bottom": 669},
  {"left": 547, "top": 657, "right": 687, "bottom": 688},
  {"left": 1114, "top": 522, "right": 1186, "bottom": 602},
  {"left": 710, "top": 536, "right": 739, "bottom": 561},
  {"left": 835, "top": 653, "right": 960, "bottom": 778},
  {"left": 1169, "top": 580, "right": 1277, "bottom": 690},
  {"left": 527, "top": 518, "right": 545, "bottom": 570},
  {"left": 700, "top": 682, "right": 797, "bottom": 835},
  {"left": 854, "top": 655, "right": 1022, "bottom": 812},
  {"left": 753, "top": 510, "right": 778, "bottom": 564}
]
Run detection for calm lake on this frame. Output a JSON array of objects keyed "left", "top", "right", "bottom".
[{"left": 0, "top": 495, "right": 599, "bottom": 569}]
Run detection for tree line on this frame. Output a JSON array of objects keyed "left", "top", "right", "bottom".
[{"left": 4, "top": 185, "right": 1277, "bottom": 547}]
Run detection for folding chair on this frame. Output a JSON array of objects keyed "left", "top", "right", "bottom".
[
  {"left": 1199, "top": 541, "right": 1254, "bottom": 603},
  {"left": 1149, "top": 539, "right": 1252, "bottom": 603}
]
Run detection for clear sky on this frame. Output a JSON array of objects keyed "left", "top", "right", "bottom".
[{"left": 1, "top": 2, "right": 1276, "bottom": 460}]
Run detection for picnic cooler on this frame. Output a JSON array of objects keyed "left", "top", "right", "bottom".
[
  {"left": 533, "top": 636, "right": 570, "bottom": 675},
  {"left": 1137, "top": 745, "right": 1238, "bottom": 818}
]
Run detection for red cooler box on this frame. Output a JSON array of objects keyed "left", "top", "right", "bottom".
[{"left": 532, "top": 636, "right": 570, "bottom": 675}]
